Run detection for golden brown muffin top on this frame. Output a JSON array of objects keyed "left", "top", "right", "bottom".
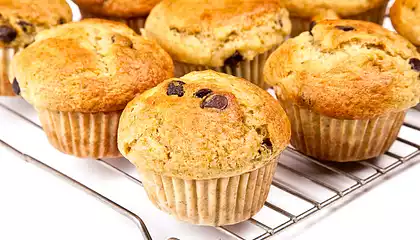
[
  {"left": 283, "top": 0, "right": 387, "bottom": 18},
  {"left": 74, "top": 0, "right": 160, "bottom": 18},
  {"left": 118, "top": 70, "right": 291, "bottom": 180},
  {"left": 144, "top": 0, "right": 291, "bottom": 67},
  {"left": 12, "top": 19, "right": 173, "bottom": 113},
  {"left": 391, "top": 0, "right": 420, "bottom": 46},
  {"left": 264, "top": 20, "right": 420, "bottom": 120},
  {"left": 0, "top": 0, "right": 72, "bottom": 48}
]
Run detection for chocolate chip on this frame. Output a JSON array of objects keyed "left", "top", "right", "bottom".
[
  {"left": 194, "top": 89, "right": 212, "bottom": 98},
  {"left": 262, "top": 138, "right": 272, "bottom": 151},
  {"left": 17, "top": 20, "right": 33, "bottom": 32},
  {"left": 409, "top": 58, "right": 420, "bottom": 72},
  {"left": 275, "top": 18, "right": 283, "bottom": 28},
  {"left": 58, "top": 18, "right": 66, "bottom": 25},
  {"left": 12, "top": 78, "right": 20, "bottom": 95},
  {"left": 335, "top": 26, "right": 355, "bottom": 32},
  {"left": 167, "top": 81, "right": 185, "bottom": 97},
  {"left": 224, "top": 51, "right": 244, "bottom": 67},
  {"left": 111, "top": 35, "right": 134, "bottom": 48},
  {"left": 0, "top": 25, "right": 17, "bottom": 43},
  {"left": 200, "top": 94, "right": 228, "bottom": 110},
  {"left": 309, "top": 21, "right": 316, "bottom": 36}
]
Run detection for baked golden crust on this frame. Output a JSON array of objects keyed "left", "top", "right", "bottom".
[
  {"left": 144, "top": 0, "right": 291, "bottom": 67},
  {"left": 74, "top": 0, "right": 160, "bottom": 18},
  {"left": 12, "top": 19, "right": 173, "bottom": 113},
  {"left": 283, "top": 0, "right": 388, "bottom": 18},
  {"left": 264, "top": 19, "right": 420, "bottom": 120},
  {"left": 390, "top": 0, "right": 420, "bottom": 46},
  {"left": 0, "top": 0, "right": 72, "bottom": 48},
  {"left": 118, "top": 70, "right": 291, "bottom": 180}
]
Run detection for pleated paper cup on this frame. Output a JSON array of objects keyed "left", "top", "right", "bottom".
[
  {"left": 38, "top": 109, "right": 122, "bottom": 158},
  {"left": 275, "top": 88, "right": 406, "bottom": 162},
  {"left": 174, "top": 48, "right": 277, "bottom": 89},
  {"left": 290, "top": 2, "right": 388, "bottom": 37},
  {"left": 79, "top": 9, "right": 146, "bottom": 34},
  {"left": 0, "top": 47, "right": 20, "bottom": 96},
  {"left": 415, "top": 104, "right": 420, "bottom": 111},
  {"left": 140, "top": 160, "right": 278, "bottom": 226}
]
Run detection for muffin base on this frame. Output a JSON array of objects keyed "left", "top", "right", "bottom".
[
  {"left": 174, "top": 48, "right": 277, "bottom": 89},
  {"left": 276, "top": 91, "right": 406, "bottom": 162},
  {"left": 38, "top": 109, "right": 122, "bottom": 158},
  {"left": 79, "top": 9, "right": 146, "bottom": 34},
  {"left": 290, "top": 2, "right": 388, "bottom": 37},
  {"left": 0, "top": 47, "right": 19, "bottom": 96},
  {"left": 140, "top": 160, "right": 278, "bottom": 226}
]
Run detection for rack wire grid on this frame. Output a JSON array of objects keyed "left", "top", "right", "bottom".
[{"left": 1, "top": 98, "right": 420, "bottom": 240}]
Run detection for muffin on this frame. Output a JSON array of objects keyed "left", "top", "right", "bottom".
[
  {"left": 118, "top": 70, "right": 291, "bottom": 226},
  {"left": 391, "top": 0, "right": 420, "bottom": 111},
  {"left": 73, "top": 0, "right": 160, "bottom": 33},
  {"left": 12, "top": 19, "right": 173, "bottom": 158},
  {"left": 391, "top": 0, "right": 420, "bottom": 48},
  {"left": 284, "top": 0, "right": 389, "bottom": 37},
  {"left": 144, "top": 0, "right": 291, "bottom": 89},
  {"left": 0, "top": 0, "right": 72, "bottom": 96},
  {"left": 264, "top": 20, "right": 420, "bottom": 162}
]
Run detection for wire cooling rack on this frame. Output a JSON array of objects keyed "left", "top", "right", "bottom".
[{"left": 1, "top": 97, "right": 419, "bottom": 240}]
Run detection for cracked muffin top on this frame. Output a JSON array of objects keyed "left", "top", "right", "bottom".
[
  {"left": 0, "top": 0, "right": 72, "bottom": 48},
  {"left": 118, "top": 70, "right": 291, "bottom": 180},
  {"left": 282, "top": 0, "right": 388, "bottom": 18},
  {"left": 390, "top": 0, "right": 420, "bottom": 46},
  {"left": 12, "top": 19, "right": 173, "bottom": 113},
  {"left": 144, "top": 0, "right": 291, "bottom": 67},
  {"left": 74, "top": 0, "right": 161, "bottom": 18},
  {"left": 264, "top": 19, "right": 420, "bottom": 120}
]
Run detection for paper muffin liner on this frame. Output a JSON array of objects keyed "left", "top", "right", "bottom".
[
  {"left": 290, "top": 2, "right": 388, "bottom": 37},
  {"left": 0, "top": 47, "right": 19, "bottom": 96},
  {"left": 38, "top": 109, "right": 122, "bottom": 158},
  {"left": 276, "top": 91, "right": 406, "bottom": 162},
  {"left": 174, "top": 48, "right": 277, "bottom": 89},
  {"left": 79, "top": 9, "right": 146, "bottom": 34},
  {"left": 415, "top": 104, "right": 420, "bottom": 111},
  {"left": 140, "top": 160, "right": 278, "bottom": 226}
]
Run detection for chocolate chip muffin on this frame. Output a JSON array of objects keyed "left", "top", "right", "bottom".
[
  {"left": 391, "top": 0, "right": 420, "bottom": 48},
  {"left": 73, "top": 0, "right": 160, "bottom": 33},
  {"left": 12, "top": 19, "right": 173, "bottom": 158},
  {"left": 391, "top": 0, "right": 420, "bottom": 110},
  {"left": 144, "top": 0, "right": 291, "bottom": 89},
  {"left": 264, "top": 20, "right": 420, "bottom": 162},
  {"left": 284, "top": 0, "right": 389, "bottom": 37},
  {"left": 118, "top": 70, "right": 291, "bottom": 226},
  {"left": 0, "top": 0, "right": 72, "bottom": 96}
]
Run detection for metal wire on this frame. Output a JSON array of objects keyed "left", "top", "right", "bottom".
[
  {"left": 0, "top": 138, "right": 153, "bottom": 240},
  {"left": 1, "top": 101, "right": 419, "bottom": 240}
]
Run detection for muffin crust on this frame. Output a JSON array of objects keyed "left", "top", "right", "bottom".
[
  {"left": 0, "top": 0, "right": 72, "bottom": 48},
  {"left": 144, "top": 0, "right": 291, "bottom": 67},
  {"left": 118, "top": 70, "right": 291, "bottom": 180},
  {"left": 12, "top": 19, "right": 174, "bottom": 112},
  {"left": 74, "top": 0, "right": 160, "bottom": 18},
  {"left": 283, "top": 0, "right": 388, "bottom": 18},
  {"left": 390, "top": 0, "right": 420, "bottom": 46},
  {"left": 264, "top": 20, "right": 420, "bottom": 119}
]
